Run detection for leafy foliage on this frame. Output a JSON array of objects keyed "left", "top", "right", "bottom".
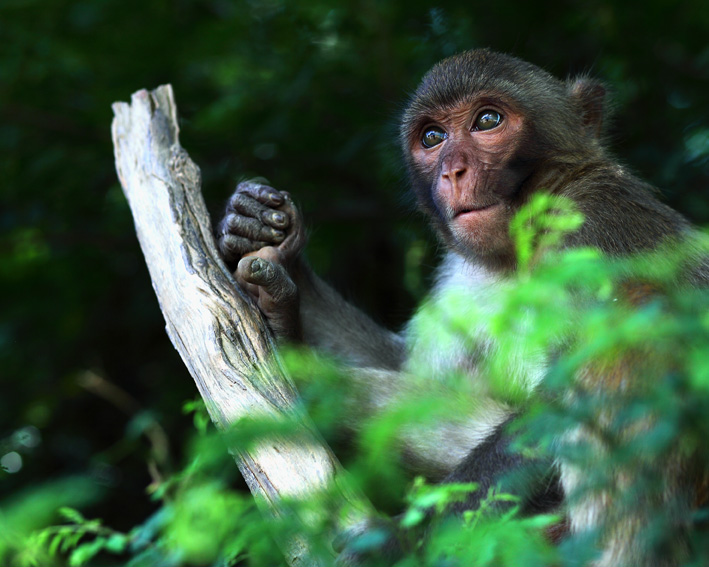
[{"left": 8, "top": 195, "right": 709, "bottom": 566}]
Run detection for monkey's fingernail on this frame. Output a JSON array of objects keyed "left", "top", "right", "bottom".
[
  {"left": 272, "top": 212, "right": 286, "bottom": 224},
  {"left": 250, "top": 258, "right": 263, "bottom": 273},
  {"left": 268, "top": 193, "right": 284, "bottom": 205},
  {"left": 272, "top": 229, "right": 285, "bottom": 241}
]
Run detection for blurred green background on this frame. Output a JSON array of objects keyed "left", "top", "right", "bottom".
[{"left": 2, "top": 0, "right": 709, "bottom": 543}]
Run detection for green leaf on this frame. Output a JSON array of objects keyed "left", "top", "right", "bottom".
[
  {"left": 58, "top": 508, "right": 85, "bottom": 525},
  {"left": 69, "top": 539, "right": 105, "bottom": 566},
  {"left": 401, "top": 508, "right": 425, "bottom": 528},
  {"left": 104, "top": 533, "right": 128, "bottom": 553},
  {"left": 0, "top": 476, "right": 102, "bottom": 537}
]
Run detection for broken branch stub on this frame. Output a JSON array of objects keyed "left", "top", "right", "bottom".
[{"left": 111, "top": 85, "right": 372, "bottom": 565}]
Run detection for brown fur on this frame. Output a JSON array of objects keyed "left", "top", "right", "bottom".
[{"left": 217, "top": 50, "right": 706, "bottom": 566}]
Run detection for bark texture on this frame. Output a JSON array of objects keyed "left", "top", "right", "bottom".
[{"left": 111, "top": 85, "right": 371, "bottom": 565}]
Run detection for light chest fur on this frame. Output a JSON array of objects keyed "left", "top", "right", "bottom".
[{"left": 397, "top": 252, "right": 548, "bottom": 476}]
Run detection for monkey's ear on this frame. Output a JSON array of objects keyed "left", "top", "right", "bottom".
[{"left": 568, "top": 77, "right": 606, "bottom": 138}]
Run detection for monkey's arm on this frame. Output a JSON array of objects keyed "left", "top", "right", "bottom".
[
  {"left": 297, "top": 267, "right": 406, "bottom": 370},
  {"left": 217, "top": 180, "right": 404, "bottom": 369}
]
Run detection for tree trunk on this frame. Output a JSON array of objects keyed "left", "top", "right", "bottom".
[{"left": 111, "top": 85, "right": 372, "bottom": 566}]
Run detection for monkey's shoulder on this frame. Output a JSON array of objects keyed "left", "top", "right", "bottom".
[{"left": 561, "top": 165, "right": 693, "bottom": 255}]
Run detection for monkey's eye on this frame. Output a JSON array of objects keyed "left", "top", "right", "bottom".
[
  {"left": 473, "top": 110, "right": 503, "bottom": 131},
  {"left": 421, "top": 126, "right": 448, "bottom": 148}
]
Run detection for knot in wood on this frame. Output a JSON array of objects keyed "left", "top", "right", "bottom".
[{"left": 169, "top": 145, "right": 202, "bottom": 186}]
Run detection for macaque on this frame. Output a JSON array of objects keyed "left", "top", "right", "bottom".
[{"left": 217, "top": 49, "right": 706, "bottom": 566}]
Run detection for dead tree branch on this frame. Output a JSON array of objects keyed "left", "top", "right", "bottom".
[{"left": 111, "top": 85, "right": 372, "bottom": 566}]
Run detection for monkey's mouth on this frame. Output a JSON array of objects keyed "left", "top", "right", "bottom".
[
  {"left": 453, "top": 203, "right": 499, "bottom": 218},
  {"left": 451, "top": 204, "right": 501, "bottom": 235}
]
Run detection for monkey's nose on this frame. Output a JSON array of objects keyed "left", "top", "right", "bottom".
[{"left": 442, "top": 165, "right": 466, "bottom": 180}]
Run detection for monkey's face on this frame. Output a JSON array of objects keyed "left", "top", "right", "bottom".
[
  {"left": 401, "top": 50, "right": 604, "bottom": 266},
  {"left": 405, "top": 97, "right": 533, "bottom": 264}
]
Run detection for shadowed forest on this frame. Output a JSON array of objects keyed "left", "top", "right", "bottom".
[{"left": 2, "top": 1, "right": 709, "bottom": 565}]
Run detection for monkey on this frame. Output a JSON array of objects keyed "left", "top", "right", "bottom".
[{"left": 216, "top": 49, "right": 707, "bottom": 566}]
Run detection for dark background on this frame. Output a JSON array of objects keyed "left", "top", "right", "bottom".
[{"left": 2, "top": 0, "right": 708, "bottom": 536}]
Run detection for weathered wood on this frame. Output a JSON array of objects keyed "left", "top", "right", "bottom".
[{"left": 111, "top": 85, "right": 372, "bottom": 565}]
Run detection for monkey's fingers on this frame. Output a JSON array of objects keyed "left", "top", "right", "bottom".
[
  {"left": 234, "top": 179, "right": 285, "bottom": 207},
  {"left": 237, "top": 256, "right": 295, "bottom": 301},
  {"left": 222, "top": 213, "right": 285, "bottom": 244},
  {"left": 236, "top": 253, "right": 300, "bottom": 340},
  {"left": 228, "top": 191, "right": 290, "bottom": 231},
  {"left": 275, "top": 192, "right": 307, "bottom": 257},
  {"left": 218, "top": 233, "right": 270, "bottom": 262}
]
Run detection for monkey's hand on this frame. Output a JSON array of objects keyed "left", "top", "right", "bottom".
[{"left": 216, "top": 180, "right": 307, "bottom": 341}]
